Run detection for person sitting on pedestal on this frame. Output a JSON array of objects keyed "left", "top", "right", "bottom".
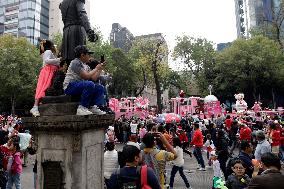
[{"left": 63, "top": 45, "right": 106, "bottom": 115}]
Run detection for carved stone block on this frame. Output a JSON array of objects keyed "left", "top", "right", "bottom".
[{"left": 38, "top": 102, "right": 78, "bottom": 116}]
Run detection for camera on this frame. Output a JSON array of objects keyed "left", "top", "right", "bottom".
[{"left": 88, "top": 30, "right": 98, "bottom": 43}]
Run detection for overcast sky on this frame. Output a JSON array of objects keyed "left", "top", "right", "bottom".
[{"left": 90, "top": 0, "right": 237, "bottom": 50}]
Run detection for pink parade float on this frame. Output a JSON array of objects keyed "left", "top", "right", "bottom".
[
  {"left": 109, "top": 96, "right": 150, "bottom": 119},
  {"left": 169, "top": 90, "right": 222, "bottom": 118}
]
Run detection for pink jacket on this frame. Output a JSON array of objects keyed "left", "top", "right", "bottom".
[{"left": 11, "top": 152, "right": 22, "bottom": 175}]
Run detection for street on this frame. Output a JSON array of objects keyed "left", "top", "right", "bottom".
[{"left": 22, "top": 145, "right": 214, "bottom": 189}]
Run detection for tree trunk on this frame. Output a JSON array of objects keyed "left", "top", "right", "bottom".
[
  {"left": 135, "top": 67, "right": 147, "bottom": 97},
  {"left": 152, "top": 40, "right": 164, "bottom": 114},
  {"left": 153, "top": 60, "right": 162, "bottom": 113},
  {"left": 272, "top": 88, "right": 276, "bottom": 109},
  {"left": 11, "top": 94, "right": 15, "bottom": 116}
]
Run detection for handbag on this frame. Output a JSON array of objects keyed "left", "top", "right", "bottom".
[{"left": 141, "top": 165, "right": 152, "bottom": 189}]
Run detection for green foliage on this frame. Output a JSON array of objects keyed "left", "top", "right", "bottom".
[
  {"left": 129, "top": 37, "right": 170, "bottom": 112},
  {"left": 51, "top": 32, "right": 63, "bottom": 50},
  {"left": 129, "top": 37, "right": 170, "bottom": 87},
  {"left": 108, "top": 48, "right": 137, "bottom": 97},
  {"left": 173, "top": 35, "right": 216, "bottom": 95},
  {"left": 213, "top": 36, "right": 284, "bottom": 105},
  {"left": 0, "top": 34, "right": 42, "bottom": 113}
]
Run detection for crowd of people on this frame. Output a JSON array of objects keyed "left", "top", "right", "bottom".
[
  {"left": 0, "top": 114, "right": 33, "bottom": 189},
  {"left": 104, "top": 112, "right": 284, "bottom": 189}
]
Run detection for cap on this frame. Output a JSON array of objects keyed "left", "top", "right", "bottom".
[{"left": 74, "top": 45, "right": 94, "bottom": 57}]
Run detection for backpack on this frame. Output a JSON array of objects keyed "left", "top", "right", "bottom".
[
  {"left": 141, "top": 149, "right": 160, "bottom": 182},
  {"left": 141, "top": 165, "right": 152, "bottom": 189},
  {"left": 116, "top": 165, "right": 152, "bottom": 189}
]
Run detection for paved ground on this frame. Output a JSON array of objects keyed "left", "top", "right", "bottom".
[{"left": 21, "top": 144, "right": 214, "bottom": 189}]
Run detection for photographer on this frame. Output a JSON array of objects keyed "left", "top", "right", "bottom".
[
  {"left": 63, "top": 45, "right": 106, "bottom": 116},
  {"left": 142, "top": 132, "right": 177, "bottom": 189}
]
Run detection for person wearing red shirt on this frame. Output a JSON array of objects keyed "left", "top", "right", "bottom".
[
  {"left": 239, "top": 124, "right": 252, "bottom": 142},
  {"left": 269, "top": 123, "right": 281, "bottom": 155},
  {"left": 224, "top": 115, "right": 233, "bottom": 131},
  {"left": 190, "top": 123, "right": 205, "bottom": 171},
  {"left": 177, "top": 128, "right": 192, "bottom": 157}
]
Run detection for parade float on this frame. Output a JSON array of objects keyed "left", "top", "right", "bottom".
[
  {"left": 234, "top": 93, "right": 248, "bottom": 113},
  {"left": 109, "top": 96, "right": 150, "bottom": 119},
  {"left": 169, "top": 89, "right": 222, "bottom": 117}
]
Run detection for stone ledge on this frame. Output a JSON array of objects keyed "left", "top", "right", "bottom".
[
  {"left": 41, "top": 95, "right": 72, "bottom": 104},
  {"left": 39, "top": 102, "right": 78, "bottom": 116},
  {"left": 23, "top": 114, "right": 114, "bottom": 132}
]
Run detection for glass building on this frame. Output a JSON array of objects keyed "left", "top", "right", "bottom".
[
  {"left": 0, "top": 0, "right": 49, "bottom": 45},
  {"left": 234, "top": 0, "right": 282, "bottom": 38}
]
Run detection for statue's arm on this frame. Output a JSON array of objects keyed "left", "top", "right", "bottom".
[{"left": 76, "top": 1, "right": 91, "bottom": 32}]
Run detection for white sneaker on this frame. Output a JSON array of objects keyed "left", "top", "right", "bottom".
[
  {"left": 89, "top": 105, "right": 106, "bottom": 115},
  {"left": 76, "top": 105, "right": 93, "bottom": 116},
  {"left": 197, "top": 168, "right": 206, "bottom": 171},
  {"left": 196, "top": 164, "right": 201, "bottom": 169},
  {"left": 30, "top": 107, "right": 40, "bottom": 117}
]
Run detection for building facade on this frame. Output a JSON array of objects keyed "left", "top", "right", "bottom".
[
  {"left": 135, "top": 33, "right": 169, "bottom": 64},
  {"left": 217, "top": 42, "right": 232, "bottom": 51},
  {"left": 49, "top": 0, "right": 91, "bottom": 39},
  {"left": 109, "top": 23, "right": 135, "bottom": 52},
  {"left": 235, "top": 0, "right": 281, "bottom": 38},
  {"left": 0, "top": 0, "right": 91, "bottom": 44},
  {"left": 0, "top": 0, "right": 49, "bottom": 44}
]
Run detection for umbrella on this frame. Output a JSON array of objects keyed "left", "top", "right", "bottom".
[
  {"left": 164, "top": 113, "right": 181, "bottom": 123},
  {"left": 154, "top": 114, "right": 166, "bottom": 123}
]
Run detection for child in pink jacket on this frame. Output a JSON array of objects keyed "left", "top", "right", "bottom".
[{"left": 6, "top": 136, "right": 22, "bottom": 189}]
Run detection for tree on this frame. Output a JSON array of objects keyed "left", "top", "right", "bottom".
[
  {"left": 129, "top": 36, "right": 170, "bottom": 113},
  {"left": 213, "top": 36, "right": 284, "bottom": 107},
  {"left": 173, "top": 35, "right": 216, "bottom": 95},
  {"left": 107, "top": 48, "right": 138, "bottom": 97},
  {"left": 0, "top": 35, "right": 42, "bottom": 114}
]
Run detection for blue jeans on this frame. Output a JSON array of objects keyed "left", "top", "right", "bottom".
[
  {"left": 65, "top": 81, "right": 105, "bottom": 108},
  {"left": 193, "top": 147, "right": 205, "bottom": 168},
  {"left": 6, "top": 173, "right": 21, "bottom": 189},
  {"left": 123, "top": 131, "right": 128, "bottom": 143},
  {"left": 169, "top": 165, "right": 190, "bottom": 188}
]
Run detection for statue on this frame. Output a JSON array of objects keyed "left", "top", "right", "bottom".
[
  {"left": 59, "top": 0, "right": 98, "bottom": 63},
  {"left": 45, "top": 0, "right": 98, "bottom": 97},
  {"left": 234, "top": 93, "right": 248, "bottom": 113}
]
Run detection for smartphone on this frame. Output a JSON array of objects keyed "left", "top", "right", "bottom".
[{"left": 100, "top": 55, "right": 105, "bottom": 63}]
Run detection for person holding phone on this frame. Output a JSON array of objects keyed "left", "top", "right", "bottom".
[
  {"left": 142, "top": 132, "right": 177, "bottom": 189},
  {"left": 63, "top": 45, "right": 106, "bottom": 115}
]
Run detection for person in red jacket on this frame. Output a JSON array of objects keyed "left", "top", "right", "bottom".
[
  {"left": 190, "top": 123, "right": 205, "bottom": 171},
  {"left": 239, "top": 124, "right": 252, "bottom": 142},
  {"left": 269, "top": 123, "right": 280, "bottom": 155},
  {"left": 177, "top": 127, "right": 192, "bottom": 157},
  {"left": 224, "top": 115, "right": 233, "bottom": 132}
]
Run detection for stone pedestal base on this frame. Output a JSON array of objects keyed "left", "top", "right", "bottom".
[{"left": 23, "top": 114, "right": 114, "bottom": 189}]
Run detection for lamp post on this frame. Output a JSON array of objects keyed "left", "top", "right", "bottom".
[{"left": 208, "top": 85, "right": 213, "bottom": 95}]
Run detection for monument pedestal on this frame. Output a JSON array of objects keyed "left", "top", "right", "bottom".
[{"left": 23, "top": 114, "right": 114, "bottom": 189}]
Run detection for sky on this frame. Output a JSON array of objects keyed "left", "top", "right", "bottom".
[{"left": 90, "top": 0, "right": 237, "bottom": 50}]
